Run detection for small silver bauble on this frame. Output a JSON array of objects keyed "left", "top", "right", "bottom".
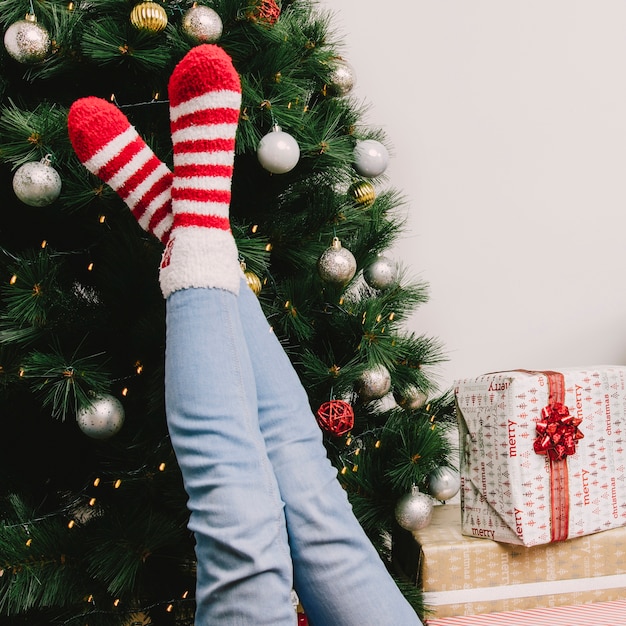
[
  {"left": 394, "top": 385, "right": 428, "bottom": 411},
  {"left": 182, "top": 4, "right": 223, "bottom": 43},
  {"left": 327, "top": 57, "right": 356, "bottom": 96},
  {"left": 318, "top": 237, "right": 357, "bottom": 286},
  {"left": 76, "top": 394, "right": 125, "bottom": 440},
  {"left": 4, "top": 14, "right": 50, "bottom": 64},
  {"left": 12, "top": 156, "right": 62, "bottom": 207},
  {"left": 395, "top": 485, "right": 434, "bottom": 531},
  {"left": 363, "top": 256, "right": 398, "bottom": 290},
  {"left": 428, "top": 466, "right": 461, "bottom": 501},
  {"left": 358, "top": 363, "right": 391, "bottom": 402},
  {"left": 353, "top": 139, "right": 389, "bottom": 178},
  {"left": 257, "top": 125, "right": 300, "bottom": 174}
]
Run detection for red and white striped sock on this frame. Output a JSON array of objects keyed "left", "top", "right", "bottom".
[
  {"left": 159, "top": 44, "right": 242, "bottom": 298},
  {"left": 68, "top": 97, "right": 173, "bottom": 244}
]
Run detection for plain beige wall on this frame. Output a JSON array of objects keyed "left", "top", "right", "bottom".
[{"left": 319, "top": 0, "right": 626, "bottom": 391}]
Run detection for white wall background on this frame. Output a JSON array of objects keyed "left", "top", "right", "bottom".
[{"left": 318, "top": 0, "right": 626, "bottom": 392}]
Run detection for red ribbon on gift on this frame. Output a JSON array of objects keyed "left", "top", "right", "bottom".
[{"left": 530, "top": 371, "right": 584, "bottom": 542}]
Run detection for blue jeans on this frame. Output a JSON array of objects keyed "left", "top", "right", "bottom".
[{"left": 165, "top": 280, "right": 422, "bottom": 625}]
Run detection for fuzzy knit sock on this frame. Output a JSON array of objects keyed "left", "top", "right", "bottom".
[
  {"left": 158, "top": 44, "right": 242, "bottom": 298},
  {"left": 68, "top": 97, "right": 173, "bottom": 244}
]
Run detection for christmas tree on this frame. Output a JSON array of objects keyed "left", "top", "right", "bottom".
[{"left": 0, "top": 0, "right": 456, "bottom": 623}]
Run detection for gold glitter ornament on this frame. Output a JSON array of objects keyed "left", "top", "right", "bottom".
[
  {"left": 3, "top": 13, "right": 50, "bottom": 64},
  {"left": 182, "top": 4, "right": 223, "bottom": 43},
  {"left": 244, "top": 269, "right": 262, "bottom": 296},
  {"left": 130, "top": 0, "right": 168, "bottom": 33},
  {"left": 348, "top": 180, "right": 376, "bottom": 208}
]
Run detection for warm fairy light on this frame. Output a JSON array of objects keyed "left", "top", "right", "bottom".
[
  {"left": 25, "top": 538, "right": 32, "bottom": 547},
  {"left": 89, "top": 498, "right": 96, "bottom": 506},
  {"left": 153, "top": 91, "right": 160, "bottom": 100},
  {"left": 68, "top": 1, "right": 74, "bottom": 9},
  {"left": 362, "top": 312, "right": 367, "bottom": 323},
  {"left": 110, "top": 93, "right": 115, "bottom": 102},
  {"left": 93, "top": 477, "right": 101, "bottom": 487},
  {"left": 114, "top": 479, "right": 122, "bottom": 489},
  {"left": 166, "top": 604, "right": 174, "bottom": 613},
  {"left": 265, "top": 243, "right": 273, "bottom": 251},
  {"left": 87, "top": 595, "right": 93, "bottom": 603},
  {"left": 135, "top": 362, "right": 144, "bottom": 375},
  {"left": 375, "top": 440, "right": 381, "bottom": 448},
  {"left": 182, "top": 590, "right": 189, "bottom": 599},
  {"left": 113, "top": 599, "right": 120, "bottom": 607},
  {"left": 340, "top": 466, "right": 347, "bottom": 475},
  {"left": 376, "top": 314, "right": 382, "bottom": 322},
  {"left": 354, "top": 448, "right": 360, "bottom": 456},
  {"left": 352, "top": 464, "right": 358, "bottom": 472},
  {"left": 389, "top": 312, "right": 395, "bottom": 321},
  {"left": 18, "top": 368, "right": 25, "bottom": 377},
  {"left": 339, "top": 296, "right": 344, "bottom": 305},
  {"left": 269, "top": 325, "right": 275, "bottom": 334},
  {"left": 251, "top": 224, "right": 259, "bottom": 233},
  {"left": 68, "top": 520, "right": 75, "bottom": 529},
  {"left": 99, "top": 215, "right": 106, "bottom": 224},
  {"left": 87, "top": 262, "right": 94, "bottom": 271},
  {"left": 9, "top": 275, "right": 17, "bottom": 285},
  {"left": 121, "top": 387, "right": 129, "bottom": 396},
  {"left": 41, "top": 240, "right": 47, "bottom": 248},
  {"left": 345, "top": 436, "right": 352, "bottom": 446},
  {"left": 158, "top": 462, "right": 166, "bottom": 471},
  {"left": 284, "top": 300, "right": 290, "bottom": 309}
]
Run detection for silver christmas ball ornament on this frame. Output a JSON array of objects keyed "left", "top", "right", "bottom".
[
  {"left": 353, "top": 139, "right": 389, "bottom": 178},
  {"left": 358, "top": 364, "right": 391, "bottom": 402},
  {"left": 76, "top": 394, "right": 125, "bottom": 440},
  {"left": 257, "top": 125, "right": 300, "bottom": 174},
  {"left": 394, "top": 385, "right": 428, "bottom": 411},
  {"left": 428, "top": 466, "right": 461, "bottom": 502},
  {"left": 363, "top": 256, "right": 398, "bottom": 290},
  {"left": 318, "top": 237, "right": 357, "bottom": 286},
  {"left": 327, "top": 57, "right": 356, "bottom": 96},
  {"left": 13, "top": 156, "right": 62, "bottom": 207},
  {"left": 182, "top": 4, "right": 223, "bottom": 43},
  {"left": 4, "top": 13, "right": 50, "bottom": 64},
  {"left": 395, "top": 485, "right": 434, "bottom": 531}
]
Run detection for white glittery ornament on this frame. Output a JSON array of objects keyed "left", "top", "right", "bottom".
[
  {"left": 363, "top": 256, "right": 398, "bottom": 290},
  {"left": 428, "top": 466, "right": 461, "bottom": 501},
  {"left": 12, "top": 156, "right": 62, "bottom": 207},
  {"left": 76, "top": 394, "right": 125, "bottom": 440},
  {"left": 327, "top": 57, "right": 356, "bottom": 96},
  {"left": 182, "top": 4, "right": 223, "bottom": 43},
  {"left": 318, "top": 237, "right": 357, "bottom": 285},
  {"left": 353, "top": 139, "right": 389, "bottom": 178},
  {"left": 358, "top": 364, "right": 391, "bottom": 402},
  {"left": 257, "top": 125, "right": 300, "bottom": 174},
  {"left": 395, "top": 485, "right": 434, "bottom": 531},
  {"left": 4, "top": 13, "right": 50, "bottom": 64},
  {"left": 394, "top": 385, "right": 428, "bottom": 411}
]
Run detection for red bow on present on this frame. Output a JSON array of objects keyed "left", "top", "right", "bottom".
[{"left": 533, "top": 402, "right": 584, "bottom": 461}]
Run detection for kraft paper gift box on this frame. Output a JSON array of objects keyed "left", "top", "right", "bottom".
[
  {"left": 400, "top": 504, "right": 626, "bottom": 619},
  {"left": 455, "top": 366, "right": 626, "bottom": 547}
]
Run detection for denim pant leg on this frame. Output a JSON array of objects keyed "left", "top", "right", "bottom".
[
  {"left": 165, "top": 288, "right": 296, "bottom": 625},
  {"left": 237, "top": 281, "right": 422, "bottom": 626}
]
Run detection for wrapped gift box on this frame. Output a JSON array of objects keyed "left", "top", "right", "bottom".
[
  {"left": 396, "top": 504, "right": 626, "bottom": 619},
  {"left": 455, "top": 366, "right": 626, "bottom": 546},
  {"left": 425, "top": 599, "right": 626, "bottom": 626}
]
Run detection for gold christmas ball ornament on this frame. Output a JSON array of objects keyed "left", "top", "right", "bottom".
[
  {"left": 348, "top": 180, "right": 376, "bottom": 208},
  {"left": 130, "top": 0, "right": 168, "bottom": 33},
  {"left": 3, "top": 13, "right": 50, "bottom": 64},
  {"left": 12, "top": 156, "right": 62, "bottom": 207},
  {"left": 395, "top": 485, "right": 434, "bottom": 531},
  {"left": 182, "top": 4, "right": 223, "bottom": 43},
  {"left": 318, "top": 237, "right": 357, "bottom": 286},
  {"left": 244, "top": 269, "right": 262, "bottom": 296}
]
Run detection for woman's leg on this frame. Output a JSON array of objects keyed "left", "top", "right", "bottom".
[
  {"left": 237, "top": 281, "right": 422, "bottom": 626},
  {"left": 166, "top": 287, "right": 295, "bottom": 625}
]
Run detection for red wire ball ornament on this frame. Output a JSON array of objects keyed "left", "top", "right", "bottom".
[
  {"left": 246, "top": 0, "right": 281, "bottom": 26},
  {"left": 316, "top": 400, "right": 355, "bottom": 436}
]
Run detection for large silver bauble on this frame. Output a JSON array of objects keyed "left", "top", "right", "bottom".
[
  {"left": 76, "top": 394, "right": 125, "bottom": 440},
  {"left": 394, "top": 385, "right": 428, "bottom": 411},
  {"left": 363, "top": 256, "right": 398, "bottom": 290},
  {"left": 395, "top": 485, "right": 434, "bottom": 531},
  {"left": 428, "top": 466, "right": 461, "bottom": 502},
  {"left": 12, "top": 159, "right": 62, "bottom": 207},
  {"left": 353, "top": 139, "right": 389, "bottom": 178},
  {"left": 327, "top": 57, "right": 356, "bottom": 96},
  {"left": 318, "top": 237, "right": 357, "bottom": 286},
  {"left": 182, "top": 4, "right": 223, "bottom": 43},
  {"left": 257, "top": 125, "right": 300, "bottom": 174},
  {"left": 358, "top": 364, "right": 391, "bottom": 402},
  {"left": 4, "top": 15, "right": 50, "bottom": 64}
]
